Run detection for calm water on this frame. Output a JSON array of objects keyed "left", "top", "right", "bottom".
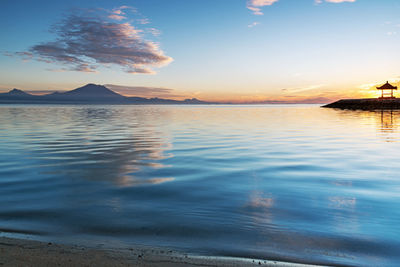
[{"left": 1, "top": 105, "right": 400, "bottom": 266}]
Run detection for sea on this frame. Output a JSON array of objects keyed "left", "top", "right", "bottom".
[{"left": 0, "top": 104, "right": 399, "bottom": 266}]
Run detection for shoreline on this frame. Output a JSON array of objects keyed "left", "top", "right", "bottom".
[{"left": 0, "top": 236, "right": 324, "bottom": 267}]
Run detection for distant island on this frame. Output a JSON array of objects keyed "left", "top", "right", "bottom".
[{"left": 0, "top": 84, "right": 211, "bottom": 105}]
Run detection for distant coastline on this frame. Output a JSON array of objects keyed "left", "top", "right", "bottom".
[
  {"left": 0, "top": 84, "right": 212, "bottom": 105},
  {"left": 0, "top": 84, "right": 331, "bottom": 105}
]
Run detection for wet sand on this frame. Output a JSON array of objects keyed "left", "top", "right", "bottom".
[{"left": 0, "top": 237, "right": 320, "bottom": 267}]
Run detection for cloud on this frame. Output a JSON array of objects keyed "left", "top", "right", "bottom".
[
  {"left": 324, "top": 0, "right": 356, "bottom": 3},
  {"left": 104, "top": 84, "right": 183, "bottom": 98},
  {"left": 285, "top": 96, "right": 332, "bottom": 104},
  {"left": 107, "top": 5, "right": 136, "bottom": 21},
  {"left": 137, "top": 18, "right": 150, "bottom": 25},
  {"left": 359, "top": 79, "right": 400, "bottom": 90},
  {"left": 315, "top": 0, "right": 356, "bottom": 4},
  {"left": 235, "top": 96, "right": 333, "bottom": 104},
  {"left": 13, "top": 51, "right": 33, "bottom": 62},
  {"left": 108, "top": 14, "right": 126, "bottom": 21},
  {"left": 19, "top": 8, "right": 172, "bottom": 74},
  {"left": 247, "top": 0, "right": 356, "bottom": 15},
  {"left": 281, "top": 84, "right": 326, "bottom": 93},
  {"left": 247, "top": 0, "right": 279, "bottom": 15},
  {"left": 248, "top": 22, "right": 260, "bottom": 28},
  {"left": 147, "top": 28, "right": 161, "bottom": 37}
]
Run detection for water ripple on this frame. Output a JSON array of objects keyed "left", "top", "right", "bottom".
[{"left": 0, "top": 105, "right": 400, "bottom": 266}]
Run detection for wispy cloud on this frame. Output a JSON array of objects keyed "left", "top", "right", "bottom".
[
  {"left": 107, "top": 6, "right": 136, "bottom": 21},
  {"left": 248, "top": 22, "right": 260, "bottom": 28},
  {"left": 147, "top": 28, "right": 161, "bottom": 37},
  {"left": 315, "top": 0, "right": 356, "bottom": 4},
  {"left": 13, "top": 51, "right": 33, "bottom": 62},
  {"left": 136, "top": 18, "right": 150, "bottom": 25},
  {"left": 108, "top": 14, "right": 126, "bottom": 21},
  {"left": 282, "top": 84, "right": 326, "bottom": 94},
  {"left": 323, "top": 0, "right": 356, "bottom": 3},
  {"left": 247, "top": 0, "right": 356, "bottom": 15},
  {"left": 359, "top": 79, "right": 400, "bottom": 90},
  {"left": 104, "top": 84, "right": 183, "bottom": 98},
  {"left": 16, "top": 7, "right": 172, "bottom": 74}
]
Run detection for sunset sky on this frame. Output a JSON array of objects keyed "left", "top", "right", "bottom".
[{"left": 1, "top": 0, "right": 400, "bottom": 103}]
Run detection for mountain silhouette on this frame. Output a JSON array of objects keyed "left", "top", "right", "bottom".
[
  {"left": 8, "top": 89, "right": 31, "bottom": 96},
  {"left": 43, "top": 84, "right": 126, "bottom": 102},
  {"left": 59, "top": 84, "right": 124, "bottom": 98},
  {"left": 0, "top": 84, "right": 211, "bottom": 104},
  {"left": 0, "top": 88, "right": 32, "bottom": 97}
]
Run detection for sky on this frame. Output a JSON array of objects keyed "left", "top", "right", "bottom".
[{"left": 1, "top": 0, "right": 400, "bottom": 103}]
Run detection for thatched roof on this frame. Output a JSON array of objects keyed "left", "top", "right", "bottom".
[{"left": 377, "top": 81, "right": 397, "bottom": 90}]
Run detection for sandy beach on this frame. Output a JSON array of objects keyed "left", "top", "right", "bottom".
[{"left": 0, "top": 237, "right": 321, "bottom": 267}]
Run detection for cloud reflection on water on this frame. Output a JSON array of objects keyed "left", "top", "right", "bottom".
[{"left": 2, "top": 106, "right": 175, "bottom": 187}]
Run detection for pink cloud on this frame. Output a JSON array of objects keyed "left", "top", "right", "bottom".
[
  {"left": 108, "top": 14, "right": 126, "bottom": 21},
  {"left": 247, "top": 0, "right": 279, "bottom": 15},
  {"left": 315, "top": 0, "right": 356, "bottom": 3},
  {"left": 107, "top": 6, "right": 137, "bottom": 21},
  {"left": 247, "top": 0, "right": 357, "bottom": 15}
]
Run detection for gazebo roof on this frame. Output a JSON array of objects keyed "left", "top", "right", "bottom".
[{"left": 377, "top": 81, "right": 397, "bottom": 90}]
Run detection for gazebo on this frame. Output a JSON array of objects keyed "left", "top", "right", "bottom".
[{"left": 377, "top": 81, "right": 397, "bottom": 99}]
